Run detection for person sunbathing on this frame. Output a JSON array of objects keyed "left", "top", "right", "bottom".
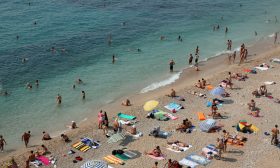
[
  {"left": 225, "top": 78, "right": 233, "bottom": 89},
  {"left": 176, "top": 119, "right": 192, "bottom": 132},
  {"left": 145, "top": 146, "right": 162, "bottom": 157},
  {"left": 232, "top": 73, "right": 248, "bottom": 81},
  {"left": 195, "top": 80, "right": 204, "bottom": 89},
  {"left": 258, "top": 85, "right": 268, "bottom": 96},
  {"left": 209, "top": 105, "right": 222, "bottom": 119},
  {"left": 122, "top": 98, "right": 131, "bottom": 106},
  {"left": 167, "top": 140, "right": 188, "bottom": 147},
  {"left": 248, "top": 110, "right": 260, "bottom": 117},
  {"left": 247, "top": 99, "right": 256, "bottom": 111},
  {"left": 166, "top": 89, "right": 176, "bottom": 97},
  {"left": 128, "top": 125, "right": 137, "bottom": 135},
  {"left": 38, "top": 145, "right": 49, "bottom": 155},
  {"left": 202, "top": 78, "right": 207, "bottom": 87},
  {"left": 61, "top": 134, "right": 70, "bottom": 143}
]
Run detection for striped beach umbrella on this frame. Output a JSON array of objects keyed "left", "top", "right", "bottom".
[{"left": 199, "top": 119, "right": 216, "bottom": 132}]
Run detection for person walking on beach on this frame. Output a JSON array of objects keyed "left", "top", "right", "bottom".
[
  {"left": 56, "top": 94, "right": 62, "bottom": 104},
  {"left": 22, "top": 131, "right": 31, "bottom": 148},
  {"left": 188, "top": 54, "right": 193, "bottom": 65},
  {"left": 81, "top": 91, "right": 85, "bottom": 100},
  {"left": 232, "top": 51, "right": 236, "bottom": 63},
  {"left": 227, "top": 40, "right": 230, "bottom": 50},
  {"left": 102, "top": 112, "right": 109, "bottom": 137},
  {"left": 271, "top": 125, "right": 279, "bottom": 145},
  {"left": 0, "top": 135, "right": 7, "bottom": 152},
  {"left": 169, "top": 59, "right": 175, "bottom": 72},
  {"left": 98, "top": 110, "right": 104, "bottom": 129},
  {"left": 244, "top": 49, "right": 248, "bottom": 61},
  {"left": 274, "top": 32, "right": 278, "bottom": 44}
]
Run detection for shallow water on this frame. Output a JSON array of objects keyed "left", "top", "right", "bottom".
[{"left": 0, "top": 0, "right": 280, "bottom": 149}]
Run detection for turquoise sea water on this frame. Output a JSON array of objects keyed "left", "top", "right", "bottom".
[{"left": 0, "top": 0, "right": 280, "bottom": 149}]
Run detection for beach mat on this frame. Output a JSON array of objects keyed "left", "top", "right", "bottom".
[
  {"left": 123, "top": 151, "right": 138, "bottom": 159},
  {"left": 103, "top": 155, "right": 124, "bottom": 165},
  {"left": 165, "top": 113, "right": 178, "bottom": 120},
  {"left": 115, "top": 154, "right": 130, "bottom": 161},
  {"left": 107, "top": 133, "right": 125, "bottom": 143},
  {"left": 167, "top": 144, "right": 192, "bottom": 153},
  {"left": 197, "top": 112, "right": 206, "bottom": 121},
  {"left": 185, "top": 154, "right": 211, "bottom": 166},
  {"left": 179, "top": 158, "right": 199, "bottom": 168},
  {"left": 72, "top": 142, "right": 91, "bottom": 152},
  {"left": 147, "top": 154, "right": 165, "bottom": 160},
  {"left": 37, "top": 156, "right": 50, "bottom": 166},
  {"left": 117, "top": 113, "right": 136, "bottom": 120},
  {"left": 164, "top": 102, "right": 182, "bottom": 112}
]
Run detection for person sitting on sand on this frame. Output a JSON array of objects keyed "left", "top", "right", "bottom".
[
  {"left": 232, "top": 73, "right": 248, "bottom": 81},
  {"left": 258, "top": 85, "right": 268, "bottom": 96},
  {"left": 128, "top": 125, "right": 137, "bottom": 135},
  {"left": 225, "top": 78, "right": 233, "bottom": 89},
  {"left": 176, "top": 119, "right": 192, "bottom": 132},
  {"left": 71, "top": 121, "right": 77, "bottom": 129},
  {"left": 167, "top": 140, "right": 189, "bottom": 147},
  {"left": 145, "top": 146, "right": 162, "bottom": 157},
  {"left": 252, "top": 89, "right": 260, "bottom": 97},
  {"left": 166, "top": 89, "right": 176, "bottom": 98},
  {"left": 195, "top": 80, "right": 204, "bottom": 89},
  {"left": 38, "top": 145, "right": 49, "bottom": 155},
  {"left": 27, "top": 151, "right": 36, "bottom": 162},
  {"left": 247, "top": 99, "right": 256, "bottom": 111},
  {"left": 113, "top": 117, "right": 121, "bottom": 133},
  {"left": 210, "top": 104, "right": 222, "bottom": 119},
  {"left": 42, "top": 131, "right": 51, "bottom": 141},
  {"left": 201, "top": 78, "right": 207, "bottom": 87},
  {"left": 61, "top": 134, "right": 70, "bottom": 143},
  {"left": 121, "top": 98, "right": 131, "bottom": 106},
  {"left": 248, "top": 110, "right": 260, "bottom": 117}
]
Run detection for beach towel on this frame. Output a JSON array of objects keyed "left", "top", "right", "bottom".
[
  {"left": 255, "top": 66, "right": 269, "bottom": 71},
  {"left": 251, "top": 124, "right": 259, "bottom": 132},
  {"left": 107, "top": 133, "right": 125, "bottom": 143},
  {"left": 147, "top": 154, "right": 165, "bottom": 160},
  {"left": 104, "top": 155, "right": 124, "bottom": 165},
  {"left": 117, "top": 113, "right": 136, "bottom": 120},
  {"left": 179, "top": 158, "right": 199, "bottom": 168},
  {"left": 206, "top": 85, "right": 214, "bottom": 91},
  {"left": 114, "top": 154, "right": 130, "bottom": 161},
  {"left": 264, "top": 81, "right": 276, "bottom": 85},
  {"left": 197, "top": 112, "right": 206, "bottom": 121},
  {"left": 271, "top": 58, "right": 280, "bottom": 63},
  {"left": 37, "top": 156, "right": 50, "bottom": 166},
  {"left": 81, "top": 137, "right": 101, "bottom": 149},
  {"left": 72, "top": 141, "right": 91, "bottom": 152},
  {"left": 30, "top": 160, "right": 42, "bottom": 168},
  {"left": 123, "top": 151, "right": 138, "bottom": 159},
  {"left": 202, "top": 144, "right": 218, "bottom": 156},
  {"left": 127, "top": 131, "right": 143, "bottom": 139},
  {"left": 167, "top": 144, "right": 192, "bottom": 153},
  {"left": 153, "top": 110, "right": 169, "bottom": 121},
  {"left": 165, "top": 113, "right": 178, "bottom": 120},
  {"left": 185, "top": 154, "right": 211, "bottom": 166},
  {"left": 164, "top": 102, "right": 182, "bottom": 112},
  {"left": 81, "top": 160, "right": 108, "bottom": 168}
]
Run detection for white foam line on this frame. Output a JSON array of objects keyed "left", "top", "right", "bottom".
[{"left": 140, "top": 71, "right": 182, "bottom": 93}]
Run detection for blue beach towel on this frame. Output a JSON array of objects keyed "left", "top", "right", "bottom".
[
  {"left": 185, "top": 154, "right": 211, "bottom": 166},
  {"left": 164, "top": 102, "right": 182, "bottom": 112},
  {"left": 117, "top": 113, "right": 136, "bottom": 120}
]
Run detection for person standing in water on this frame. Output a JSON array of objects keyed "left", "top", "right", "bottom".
[
  {"left": 35, "top": 80, "right": 39, "bottom": 88},
  {"left": 225, "top": 27, "right": 228, "bottom": 34},
  {"left": 22, "top": 131, "right": 31, "bottom": 148},
  {"left": 232, "top": 51, "right": 236, "bottom": 63},
  {"left": 188, "top": 54, "right": 193, "bottom": 65},
  {"left": 169, "top": 59, "right": 175, "bottom": 72},
  {"left": 0, "top": 135, "right": 7, "bottom": 152},
  {"left": 274, "top": 32, "right": 278, "bottom": 44},
  {"left": 195, "top": 53, "right": 199, "bottom": 64},
  {"left": 112, "top": 54, "right": 116, "bottom": 64},
  {"left": 56, "top": 94, "right": 62, "bottom": 104},
  {"left": 195, "top": 46, "right": 199, "bottom": 55},
  {"left": 81, "top": 91, "right": 85, "bottom": 100},
  {"left": 255, "top": 31, "right": 258, "bottom": 36},
  {"left": 177, "top": 35, "right": 183, "bottom": 42}
]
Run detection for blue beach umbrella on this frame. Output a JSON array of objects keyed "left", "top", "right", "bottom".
[
  {"left": 199, "top": 119, "right": 216, "bottom": 132},
  {"left": 210, "top": 86, "right": 225, "bottom": 97}
]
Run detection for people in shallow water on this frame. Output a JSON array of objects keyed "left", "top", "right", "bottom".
[
  {"left": 56, "top": 94, "right": 62, "bottom": 104},
  {"left": 35, "top": 80, "right": 39, "bottom": 87},
  {"left": 169, "top": 59, "right": 175, "bottom": 72},
  {"left": 76, "top": 78, "right": 83, "bottom": 84},
  {"left": 112, "top": 54, "right": 116, "bottom": 64},
  {"left": 122, "top": 98, "right": 131, "bottom": 106},
  {"left": 81, "top": 91, "right": 85, "bottom": 99}
]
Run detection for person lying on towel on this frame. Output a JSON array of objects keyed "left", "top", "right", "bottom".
[
  {"left": 145, "top": 146, "right": 162, "bottom": 157},
  {"left": 176, "top": 118, "right": 192, "bottom": 132},
  {"left": 167, "top": 140, "right": 189, "bottom": 147}
]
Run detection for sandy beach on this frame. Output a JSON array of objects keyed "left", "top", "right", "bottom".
[{"left": 1, "top": 36, "right": 280, "bottom": 168}]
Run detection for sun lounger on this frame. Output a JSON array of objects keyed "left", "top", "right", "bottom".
[
  {"left": 103, "top": 155, "right": 124, "bottom": 165},
  {"left": 147, "top": 154, "right": 165, "bottom": 160},
  {"left": 164, "top": 102, "right": 182, "bottom": 112},
  {"left": 167, "top": 144, "right": 192, "bottom": 153},
  {"left": 117, "top": 113, "right": 136, "bottom": 120},
  {"left": 197, "top": 112, "right": 206, "bottom": 121},
  {"left": 185, "top": 154, "right": 211, "bottom": 166}
]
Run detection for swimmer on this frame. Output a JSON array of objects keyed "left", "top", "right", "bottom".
[
  {"left": 56, "top": 94, "right": 62, "bottom": 104},
  {"left": 35, "top": 80, "right": 39, "bottom": 87},
  {"left": 72, "top": 84, "right": 76, "bottom": 89},
  {"left": 22, "top": 58, "right": 27, "bottom": 63},
  {"left": 76, "top": 78, "right": 83, "bottom": 84},
  {"left": 195, "top": 46, "right": 199, "bottom": 55},
  {"left": 169, "top": 59, "right": 175, "bottom": 72},
  {"left": 81, "top": 91, "right": 85, "bottom": 99},
  {"left": 177, "top": 35, "right": 183, "bottom": 42},
  {"left": 26, "top": 83, "right": 32, "bottom": 89},
  {"left": 188, "top": 54, "right": 193, "bottom": 65},
  {"left": 112, "top": 54, "right": 116, "bottom": 64},
  {"left": 255, "top": 31, "right": 258, "bottom": 36},
  {"left": 160, "top": 35, "right": 165, "bottom": 40},
  {"left": 16, "top": 35, "right": 19, "bottom": 40},
  {"left": 137, "top": 48, "right": 141, "bottom": 52},
  {"left": 33, "top": 21, "right": 37, "bottom": 25},
  {"left": 225, "top": 27, "right": 228, "bottom": 33}
]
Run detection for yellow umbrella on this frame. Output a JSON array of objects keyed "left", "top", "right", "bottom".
[{"left": 143, "top": 100, "right": 159, "bottom": 111}]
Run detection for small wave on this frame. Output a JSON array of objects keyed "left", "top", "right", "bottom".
[
  {"left": 140, "top": 72, "right": 182, "bottom": 93},
  {"left": 268, "top": 33, "right": 275, "bottom": 37}
]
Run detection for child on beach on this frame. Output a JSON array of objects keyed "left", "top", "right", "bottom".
[{"left": 0, "top": 135, "right": 7, "bottom": 152}]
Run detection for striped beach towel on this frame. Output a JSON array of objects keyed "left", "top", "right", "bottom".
[
  {"left": 107, "top": 133, "right": 125, "bottom": 143},
  {"left": 104, "top": 155, "right": 124, "bottom": 165},
  {"left": 72, "top": 141, "right": 91, "bottom": 152}
]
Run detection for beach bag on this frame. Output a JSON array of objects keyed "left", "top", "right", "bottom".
[{"left": 112, "top": 150, "right": 124, "bottom": 155}]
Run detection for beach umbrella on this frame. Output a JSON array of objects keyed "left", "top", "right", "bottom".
[
  {"left": 199, "top": 119, "right": 216, "bottom": 132},
  {"left": 143, "top": 100, "right": 159, "bottom": 111},
  {"left": 81, "top": 160, "right": 107, "bottom": 168},
  {"left": 210, "top": 86, "right": 225, "bottom": 97}
]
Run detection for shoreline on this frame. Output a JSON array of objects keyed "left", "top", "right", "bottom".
[{"left": 1, "top": 34, "right": 280, "bottom": 167}]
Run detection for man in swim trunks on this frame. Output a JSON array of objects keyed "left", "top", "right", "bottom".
[
  {"left": 169, "top": 59, "right": 175, "bottom": 72},
  {"left": 188, "top": 54, "right": 193, "bottom": 65},
  {"left": 271, "top": 125, "right": 279, "bottom": 145},
  {"left": 0, "top": 135, "right": 7, "bottom": 152},
  {"left": 22, "top": 131, "right": 31, "bottom": 147}
]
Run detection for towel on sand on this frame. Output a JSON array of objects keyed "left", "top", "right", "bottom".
[
  {"left": 185, "top": 154, "right": 211, "bottom": 166},
  {"left": 164, "top": 102, "right": 182, "bottom": 112},
  {"left": 147, "top": 154, "right": 165, "bottom": 160},
  {"left": 271, "top": 58, "right": 280, "bottom": 63},
  {"left": 117, "top": 113, "right": 136, "bottom": 120},
  {"left": 179, "top": 159, "right": 199, "bottom": 168},
  {"left": 167, "top": 144, "right": 192, "bottom": 153}
]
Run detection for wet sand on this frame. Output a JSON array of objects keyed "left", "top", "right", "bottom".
[{"left": 1, "top": 37, "right": 280, "bottom": 167}]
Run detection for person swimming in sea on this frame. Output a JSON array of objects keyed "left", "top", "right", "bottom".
[
  {"left": 35, "top": 80, "right": 39, "bottom": 87},
  {"left": 169, "top": 59, "right": 175, "bottom": 72},
  {"left": 188, "top": 53, "right": 193, "bottom": 65},
  {"left": 81, "top": 91, "right": 85, "bottom": 100},
  {"left": 56, "top": 94, "right": 62, "bottom": 104},
  {"left": 177, "top": 35, "right": 183, "bottom": 42},
  {"left": 112, "top": 54, "right": 116, "bottom": 64}
]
